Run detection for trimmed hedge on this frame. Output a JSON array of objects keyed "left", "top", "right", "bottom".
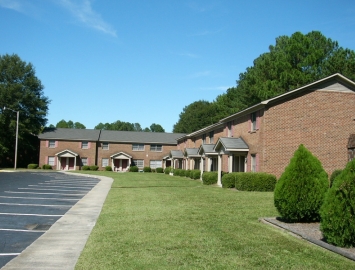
[
  {"left": 42, "top": 164, "right": 52, "bottom": 170},
  {"left": 143, "top": 166, "right": 152, "bottom": 172},
  {"left": 82, "top": 165, "right": 90, "bottom": 171},
  {"left": 90, "top": 165, "right": 99, "bottom": 171},
  {"left": 222, "top": 173, "right": 237, "bottom": 188},
  {"left": 105, "top": 166, "right": 112, "bottom": 171},
  {"left": 164, "top": 167, "right": 171, "bottom": 174},
  {"left": 274, "top": 144, "right": 328, "bottom": 222},
  {"left": 235, "top": 173, "right": 276, "bottom": 191},
  {"left": 129, "top": 166, "right": 139, "bottom": 172},
  {"left": 156, "top": 167, "right": 164, "bottom": 173},
  {"left": 191, "top": 170, "right": 201, "bottom": 180},
  {"left": 202, "top": 172, "right": 218, "bottom": 185},
  {"left": 320, "top": 160, "right": 355, "bottom": 247},
  {"left": 28, "top": 164, "right": 38, "bottom": 169}
]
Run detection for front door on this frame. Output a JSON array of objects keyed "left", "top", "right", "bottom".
[
  {"left": 69, "top": 158, "right": 75, "bottom": 170},
  {"left": 61, "top": 157, "right": 67, "bottom": 170},
  {"left": 122, "top": 159, "right": 128, "bottom": 170}
]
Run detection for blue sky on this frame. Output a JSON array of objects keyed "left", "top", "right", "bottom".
[{"left": 1, "top": 0, "right": 354, "bottom": 132}]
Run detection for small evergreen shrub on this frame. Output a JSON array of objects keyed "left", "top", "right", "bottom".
[
  {"left": 156, "top": 167, "right": 164, "bottom": 173},
  {"left": 329, "top": 169, "right": 342, "bottom": 188},
  {"left": 174, "top": 169, "right": 182, "bottom": 176},
  {"left": 274, "top": 144, "right": 328, "bottom": 222},
  {"left": 164, "top": 167, "right": 171, "bottom": 174},
  {"left": 185, "top": 170, "right": 191, "bottom": 178},
  {"left": 222, "top": 173, "right": 238, "bottom": 188},
  {"left": 143, "top": 166, "right": 152, "bottom": 172},
  {"left": 28, "top": 164, "right": 38, "bottom": 169},
  {"left": 105, "top": 166, "right": 112, "bottom": 171},
  {"left": 42, "top": 164, "right": 52, "bottom": 170},
  {"left": 202, "top": 172, "right": 218, "bottom": 185},
  {"left": 90, "top": 165, "right": 99, "bottom": 171},
  {"left": 320, "top": 160, "right": 355, "bottom": 247},
  {"left": 191, "top": 170, "right": 201, "bottom": 179},
  {"left": 130, "top": 166, "right": 139, "bottom": 172},
  {"left": 82, "top": 165, "right": 90, "bottom": 171},
  {"left": 235, "top": 173, "right": 276, "bottom": 191}
]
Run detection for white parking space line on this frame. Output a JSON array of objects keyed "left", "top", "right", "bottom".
[
  {"left": 0, "top": 203, "right": 71, "bottom": 207},
  {"left": 28, "top": 185, "right": 92, "bottom": 189},
  {"left": 0, "top": 253, "right": 21, "bottom": 256},
  {"left": 18, "top": 188, "right": 90, "bottom": 192},
  {"left": 5, "top": 191, "right": 86, "bottom": 196},
  {"left": 0, "top": 229, "right": 44, "bottom": 233},
  {"left": 0, "top": 213, "right": 63, "bottom": 217},
  {"left": 0, "top": 196, "right": 79, "bottom": 201}
]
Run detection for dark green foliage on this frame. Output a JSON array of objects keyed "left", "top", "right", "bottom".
[
  {"left": 42, "top": 164, "right": 52, "bottom": 170},
  {"left": 156, "top": 167, "right": 164, "bottom": 173},
  {"left": 274, "top": 144, "right": 328, "bottom": 222},
  {"left": 143, "top": 166, "right": 152, "bottom": 172},
  {"left": 185, "top": 170, "right": 191, "bottom": 178},
  {"left": 82, "top": 165, "right": 90, "bottom": 171},
  {"left": 191, "top": 170, "right": 201, "bottom": 180},
  {"left": 320, "top": 160, "right": 355, "bottom": 247},
  {"left": 27, "top": 164, "right": 38, "bottom": 169},
  {"left": 105, "top": 166, "right": 112, "bottom": 171},
  {"left": 164, "top": 167, "right": 171, "bottom": 174},
  {"left": 129, "top": 166, "right": 139, "bottom": 172},
  {"left": 173, "top": 169, "right": 182, "bottom": 176},
  {"left": 56, "top": 119, "right": 86, "bottom": 129},
  {"left": 235, "top": 173, "right": 276, "bottom": 191},
  {"left": 222, "top": 173, "right": 238, "bottom": 188},
  {"left": 202, "top": 172, "right": 218, "bottom": 185},
  {"left": 329, "top": 169, "right": 342, "bottom": 188},
  {"left": 90, "top": 165, "right": 99, "bottom": 171}
]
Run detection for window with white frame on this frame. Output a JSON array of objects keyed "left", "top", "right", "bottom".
[
  {"left": 49, "top": 140, "right": 56, "bottom": 148},
  {"left": 251, "top": 154, "right": 257, "bottom": 172},
  {"left": 133, "top": 159, "right": 144, "bottom": 168},
  {"left": 227, "top": 121, "right": 233, "bottom": 137},
  {"left": 150, "top": 144, "right": 162, "bottom": 152},
  {"left": 81, "top": 157, "right": 88, "bottom": 166},
  {"left": 233, "top": 155, "right": 245, "bottom": 172},
  {"left": 48, "top": 156, "right": 55, "bottom": 166},
  {"left": 82, "top": 141, "right": 89, "bottom": 149},
  {"left": 102, "top": 142, "right": 109, "bottom": 150},
  {"left": 202, "top": 134, "right": 206, "bottom": 144},
  {"left": 102, "top": 158, "right": 109, "bottom": 167},
  {"left": 132, "top": 144, "right": 144, "bottom": 151},
  {"left": 150, "top": 160, "right": 162, "bottom": 169},
  {"left": 209, "top": 131, "right": 214, "bottom": 144}
]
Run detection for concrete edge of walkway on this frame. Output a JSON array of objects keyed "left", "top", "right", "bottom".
[{"left": 2, "top": 172, "right": 113, "bottom": 270}]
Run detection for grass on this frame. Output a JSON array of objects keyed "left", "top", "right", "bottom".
[{"left": 75, "top": 172, "right": 355, "bottom": 269}]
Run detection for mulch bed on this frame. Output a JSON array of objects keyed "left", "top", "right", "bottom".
[{"left": 260, "top": 217, "right": 355, "bottom": 261}]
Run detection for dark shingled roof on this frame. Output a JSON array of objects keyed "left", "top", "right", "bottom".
[
  {"left": 38, "top": 128, "right": 186, "bottom": 144},
  {"left": 214, "top": 137, "right": 249, "bottom": 151},
  {"left": 170, "top": 150, "right": 184, "bottom": 158},
  {"left": 198, "top": 144, "right": 217, "bottom": 155},
  {"left": 185, "top": 148, "right": 199, "bottom": 157},
  {"left": 38, "top": 128, "right": 101, "bottom": 141},
  {"left": 99, "top": 130, "right": 186, "bottom": 144}
]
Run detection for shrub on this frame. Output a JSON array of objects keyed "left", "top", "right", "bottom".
[
  {"left": 164, "top": 167, "right": 171, "bottom": 174},
  {"left": 222, "top": 173, "right": 237, "bottom": 188},
  {"left": 191, "top": 170, "right": 201, "bottom": 180},
  {"left": 90, "top": 165, "right": 99, "bottom": 171},
  {"left": 28, "top": 164, "right": 38, "bottom": 169},
  {"left": 129, "top": 166, "right": 139, "bottom": 172},
  {"left": 143, "top": 166, "right": 152, "bottom": 172},
  {"left": 320, "top": 160, "right": 355, "bottom": 247},
  {"left": 274, "top": 144, "right": 328, "bottom": 222},
  {"left": 42, "top": 164, "right": 52, "bottom": 170},
  {"left": 202, "top": 172, "right": 218, "bottom": 185},
  {"left": 151, "top": 169, "right": 156, "bottom": 173},
  {"left": 329, "top": 169, "right": 342, "bottom": 188},
  {"left": 172, "top": 169, "right": 181, "bottom": 176},
  {"left": 185, "top": 170, "right": 191, "bottom": 178},
  {"left": 105, "top": 166, "right": 112, "bottom": 171},
  {"left": 235, "top": 173, "right": 276, "bottom": 191},
  {"left": 82, "top": 165, "right": 90, "bottom": 171},
  {"left": 156, "top": 167, "right": 164, "bottom": 173}
]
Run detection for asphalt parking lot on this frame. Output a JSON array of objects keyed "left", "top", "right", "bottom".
[{"left": 0, "top": 171, "right": 100, "bottom": 268}]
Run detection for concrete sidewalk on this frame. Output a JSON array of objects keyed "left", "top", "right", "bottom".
[{"left": 2, "top": 173, "right": 113, "bottom": 270}]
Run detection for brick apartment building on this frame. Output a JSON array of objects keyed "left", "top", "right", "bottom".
[
  {"left": 173, "top": 73, "right": 355, "bottom": 185},
  {"left": 38, "top": 129, "right": 185, "bottom": 171}
]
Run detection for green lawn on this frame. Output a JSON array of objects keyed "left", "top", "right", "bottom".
[{"left": 75, "top": 172, "right": 355, "bottom": 269}]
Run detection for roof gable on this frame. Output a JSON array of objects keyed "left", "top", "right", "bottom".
[{"left": 214, "top": 137, "right": 249, "bottom": 153}]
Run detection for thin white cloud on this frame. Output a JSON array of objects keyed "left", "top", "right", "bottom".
[
  {"left": 0, "top": 0, "right": 25, "bottom": 13},
  {"left": 179, "top": 52, "right": 199, "bottom": 58},
  {"left": 58, "top": 0, "right": 117, "bottom": 37}
]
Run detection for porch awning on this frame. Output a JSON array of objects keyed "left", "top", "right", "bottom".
[
  {"left": 185, "top": 148, "right": 200, "bottom": 158},
  {"left": 197, "top": 144, "right": 218, "bottom": 156},
  {"left": 170, "top": 150, "right": 184, "bottom": 159},
  {"left": 55, "top": 149, "right": 78, "bottom": 157},
  {"left": 110, "top": 152, "right": 132, "bottom": 159},
  {"left": 213, "top": 137, "right": 249, "bottom": 153}
]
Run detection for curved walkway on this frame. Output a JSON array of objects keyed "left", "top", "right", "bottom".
[{"left": 2, "top": 172, "right": 113, "bottom": 270}]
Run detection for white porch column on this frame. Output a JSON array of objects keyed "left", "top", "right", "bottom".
[
  {"left": 74, "top": 156, "right": 77, "bottom": 170},
  {"left": 228, "top": 154, "right": 233, "bottom": 173},
  {"left": 200, "top": 157, "right": 204, "bottom": 179},
  {"left": 207, "top": 158, "right": 211, "bottom": 172},
  {"left": 217, "top": 154, "right": 222, "bottom": 187}
]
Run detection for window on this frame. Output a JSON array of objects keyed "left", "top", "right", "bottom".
[
  {"left": 48, "top": 156, "right": 55, "bottom": 166},
  {"left": 132, "top": 144, "right": 144, "bottom": 151},
  {"left": 82, "top": 141, "right": 89, "bottom": 149},
  {"left": 48, "top": 140, "right": 56, "bottom": 148},
  {"left": 102, "top": 158, "right": 109, "bottom": 167},
  {"left": 194, "top": 158, "right": 200, "bottom": 169},
  {"left": 233, "top": 155, "right": 245, "bottom": 172},
  {"left": 150, "top": 144, "right": 162, "bottom": 152},
  {"left": 102, "top": 142, "right": 109, "bottom": 150},
  {"left": 250, "top": 111, "right": 260, "bottom": 131},
  {"left": 133, "top": 159, "right": 144, "bottom": 168},
  {"left": 202, "top": 134, "right": 206, "bottom": 144},
  {"left": 251, "top": 154, "right": 258, "bottom": 172},
  {"left": 227, "top": 121, "right": 233, "bottom": 137},
  {"left": 82, "top": 158, "right": 88, "bottom": 166},
  {"left": 150, "top": 160, "right": 162, "bottom": 169},
  {"left": 210, "top": 157, "right": 217, "bottom": 171},
  {"left": 209, "top": 131, "right": 214, "bottom": 144}
]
